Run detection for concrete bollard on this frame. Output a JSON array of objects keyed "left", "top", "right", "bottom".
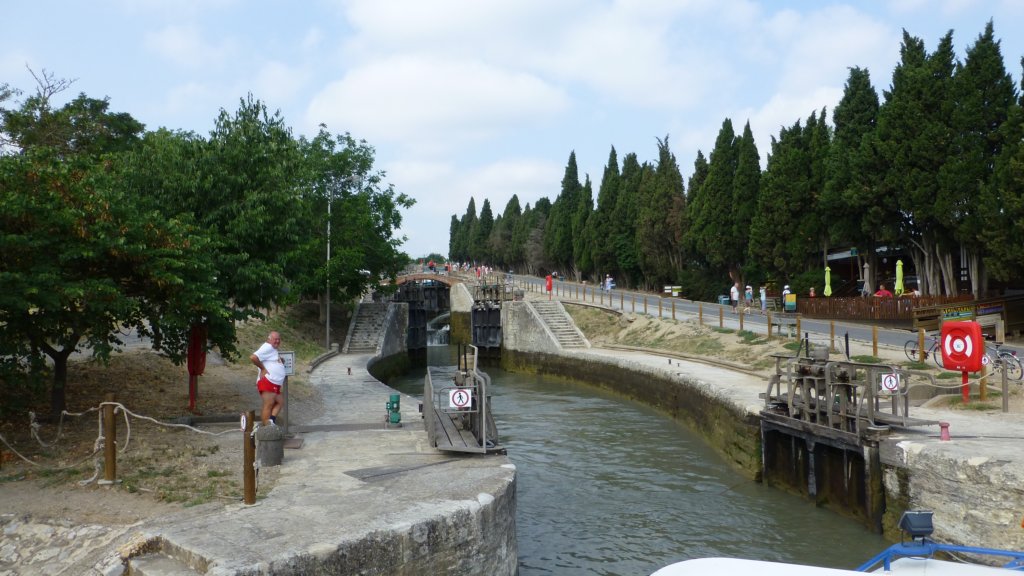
[{"left": 256, "top": 424, "right": 285, "bottom": 466}]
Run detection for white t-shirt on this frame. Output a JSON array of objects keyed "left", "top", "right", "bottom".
[
  {"left": 730, "top": 285, "right": 739, "bottom": 301},
  {"left": 254, "top": 342, "right": 286, "bottom": 385}
]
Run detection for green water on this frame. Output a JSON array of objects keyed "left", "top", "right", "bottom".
[{"left": 388, "top": 346, "right": 889, "bottom": 575}]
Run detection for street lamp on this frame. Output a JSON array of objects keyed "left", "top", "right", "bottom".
[
  {"left": 326, "top": 192, "right": 332, "bottom": 350},
  {"left": 326, "top": 174, "right": 361, "bottom": 351}
]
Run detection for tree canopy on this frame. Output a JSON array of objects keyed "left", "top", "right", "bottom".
[
  {"left": 449, "top": 20, "right": 1024, "bottom": 301},
  {"left": 1, "top": 71, "right": 412, "bottom": 416}
]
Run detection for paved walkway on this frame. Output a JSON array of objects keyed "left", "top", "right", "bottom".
[{"left": 2, "top": 352, "right": 516, "bottom": 575}]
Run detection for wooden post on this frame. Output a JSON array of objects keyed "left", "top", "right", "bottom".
[
  {"left": 620, "top": 292, "right": 624, "bottom": 311},
  {"left": 739, "top": 309, "right": 744, "bottom": 331},
  {"left": 980, "top": 362, "right": 988, "bottom": 402},
  {"left": 244, "top": 410, "right": 257, "bottom": 505},
  {"left": 103, "top": 393, "right": 116, "bottom": 483},
  {"left": 1002, "top": 363, "right": 1009, "bottom": 413},
  {"left": 918, "top": 329, "right": 926, "bottom": 363},
  {"left": 719, "top": 306, "right": 723, "bottom": 328},
  {"left": 672, "top": 300, "right": 676, "bottom": 321},
  {"left": 282, "top": 375, "right": 289, "bottom": 435},
  {"left": 767, "top": 311, "right": 773, "bottom": 339},
  {"left": 643, "top": 295, "right": 648, "bottom": 315},
  {"left": 632, "top": 294, "right": 636, "bottom": 313},
  {"left": 698, "top": 302, "right": 703, "bottom": 326},
  {"left": 830, "top": 321, "right": 835, "bottom": 351},
  {"left": 872, "top": 325, "right": 878, "bottom": 357},
  {"left": 796, "top": 315, "right": 801, "bottom": 340}
]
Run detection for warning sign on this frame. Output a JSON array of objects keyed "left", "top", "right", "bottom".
[
  {"left": 449, "top": 388, "right": 472, "bottom": 409},
  {"left": 880, "top": 373, "right": 900, "bottom": 393}
]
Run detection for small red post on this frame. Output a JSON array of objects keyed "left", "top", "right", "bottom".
[{"left": 939, "top": 421, "right": 951, "bottom": 441}]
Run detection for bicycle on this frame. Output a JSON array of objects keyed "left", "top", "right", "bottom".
[
  {"left": 904, "top": 335, "right": 944, "bottom": 368},
  {"left": 985, "top": 342, "right": 1024, "bottom": 381}
]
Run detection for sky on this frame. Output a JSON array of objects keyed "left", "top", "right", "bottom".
[{"left": 4, "top": 1, "right": 1024, "bottom": 259}]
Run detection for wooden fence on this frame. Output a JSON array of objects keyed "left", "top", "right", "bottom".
[{"left": 796, "top": 295, "right": 973, "bottom": 325}]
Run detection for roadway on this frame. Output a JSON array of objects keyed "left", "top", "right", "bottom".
[{"left": 506, "top": 274, "right": 1021, "bottom": 357}]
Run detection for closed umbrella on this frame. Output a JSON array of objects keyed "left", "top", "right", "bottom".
[
  {"left": 895, "top": 260, "right": 905, "bottom": 296},
  {"left": 824, "top": 266, "right": 832, "bottom": 297}
]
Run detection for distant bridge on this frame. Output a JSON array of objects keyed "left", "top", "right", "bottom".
[{"left": 395, "top": 273, "right": 462, "bottom": 287}]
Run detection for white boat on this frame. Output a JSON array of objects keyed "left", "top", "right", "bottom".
[
  {"left": 653, "top": 512, "right": 1024, "bottom": 575},
  {"left": 652, "top": 556, "right": 1018, "bottom": 575}
]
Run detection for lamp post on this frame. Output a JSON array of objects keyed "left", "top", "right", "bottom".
[
  {"left": 326, "top": 174, "right": 361, "bottom": 351},
  {"left": 326, "top": 193, "right": 332, "bottom": 350}
]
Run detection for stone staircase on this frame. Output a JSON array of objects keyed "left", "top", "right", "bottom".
[
  {"left": 530, "top": 300, "right": 589, "bottom": 349},
  {"left": 343, "top": 302, "right": 390, "bottom": 354}
]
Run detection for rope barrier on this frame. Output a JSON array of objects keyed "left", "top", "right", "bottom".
[{"left": 2, "top": 401, "right": 239, "bottom": 482}]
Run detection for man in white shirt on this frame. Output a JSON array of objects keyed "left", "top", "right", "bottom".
[{"left": 250, "top": 331, "right": 286, "bottom": 425}]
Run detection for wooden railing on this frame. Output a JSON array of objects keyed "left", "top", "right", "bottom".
[{"left": 796, "top": 295, "right": 973, "bottom": 324}]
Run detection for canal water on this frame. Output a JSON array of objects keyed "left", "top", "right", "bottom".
[{"left": 388, "top": 346, "right": 889, "bottom": 575}]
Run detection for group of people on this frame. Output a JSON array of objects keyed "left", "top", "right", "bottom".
[{"left": 729, "top": 282, "right": 769, "bottom": 315}]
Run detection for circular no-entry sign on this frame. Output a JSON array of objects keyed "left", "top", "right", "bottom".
[
  {"left": 449, "top": 388, "right": 471, "bottom": 409},
  {"left": 880, "top": 374, "right": 900, "bottom": 392}
]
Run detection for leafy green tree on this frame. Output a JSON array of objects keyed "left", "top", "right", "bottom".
[
  {"left": 518, "top": 199, "right": 552, "bottom": 274},
  {"left": 448, "top": 215, "right": 462, "bottom": 261},
  {"left": 688, "top": 119, "right": 738, "bottom": 280},
  {"left": 800, "top": 110, "right": 832, "bottom": 265},
  {"left": 873, "top": 31, "right": 957, "bottom": 294},
  {"left": 490, "top": 194, "right": 522, "bottom": 269},
  {"left": 749, "top": 114, "right": 826, "bottom": 280},
  {"left": 454, "top": 197, "right": 477, "bottom": 263},
  {"left": 938, "top": 21, "right": 1016, "bottom": 296},
  {"left": 612, "top": 153, "right": 643, "bottom": 286},
  {"left": 981, "top": 67, "right": 1024, "bottom": 280},
  {"left": 301, "top": 128, "right": 412, "bottom": 305},
  {"left": 545, "top": 151, "right": 582, "bottom": 272},
  {"left": 1, "top": 70, "right": 143, "bottom": 156},
  {"left": 571, "top": 176, "right": 594, "bottom": 277},
  {"left": 731, "top": 122, "right": 761, "bottom": 278},
  {"left": 636, "top": 136, "right": 686, "bottom": 287},
  {"left": 822, "top": 66, "right": 880, "bottom": 268},
  {"left": 1, "top": 145, "right": 220, "bottom": 415},
  {"left": 472, "top": 199, "right": 495, "bottom": 263},
  {"left": 589, "top": 147, "right": 621, "bottom": 280}
]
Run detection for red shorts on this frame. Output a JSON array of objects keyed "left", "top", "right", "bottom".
[{"left": 257, "top": 376, "right": 281, "bottom": 395}]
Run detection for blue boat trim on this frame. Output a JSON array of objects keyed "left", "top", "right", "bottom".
[{"left": 856, "top": 540, "right": 1024, "bottom": 572}]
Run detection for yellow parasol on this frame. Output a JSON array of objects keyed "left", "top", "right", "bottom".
[
  {"left": 824, "top": 266, "right": 832, "bottom": 297},
  {"left": 894, "top": 260, "right": 905, "bottom": 296}
]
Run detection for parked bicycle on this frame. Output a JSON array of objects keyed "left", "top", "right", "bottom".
[
  {"left": 904, "top": 335, "right": 1024, "bottom": 380},
  {"left": 985, "top": 342, "right": 1023, "bottom": 381},
  {"left": 903, "top": 335, "right": 944, "bottom": 368}
]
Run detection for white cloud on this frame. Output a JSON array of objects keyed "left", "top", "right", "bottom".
[
  {"left": 301, "top": 28, "right": 324, "bottom": 52},
  {"left": 773, "top": 5, "right": 895, "bottom": 93},
  {"left": 744, "top": 85, "right": 843, "bottom": 163},
  {"left": 389, "top": 156, "right": 562, "bottom": 255},
  {"left": 144, "top": 24, "right": 232, "bottom": 70},
  {"left": 303, "top": 55, "right": 569, "bottom": 153},
  {"left": 253, "top": 61, "right": 310, "bottom": 105}
]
